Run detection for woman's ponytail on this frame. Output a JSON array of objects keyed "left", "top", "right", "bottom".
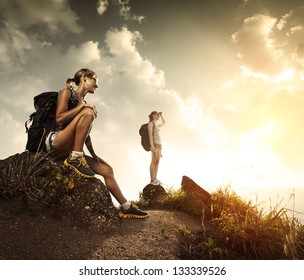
[{"left": 66, "top": 78, "right": 75, "bottom": 90}]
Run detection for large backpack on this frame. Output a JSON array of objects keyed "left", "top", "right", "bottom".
[
  {"left": 25, "top": 89, "right": 79, "bottom": 152},
  {"left": 139, "top": 122, "right": 154, "bottom": 151},
  {"left": 25, "top": 91, "right": 59, "bottom": 152}
]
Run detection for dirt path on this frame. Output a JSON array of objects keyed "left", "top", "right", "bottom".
[
  {"left": 90, "top": 210, "right": 203, "bottom": 260},
  {"left": 0, "top": 204, "right": 203, "bottom": 260}
]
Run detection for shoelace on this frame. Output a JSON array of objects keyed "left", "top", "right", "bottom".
[{"left": 78, "top": 156, "right": 90, "bottom": 168}]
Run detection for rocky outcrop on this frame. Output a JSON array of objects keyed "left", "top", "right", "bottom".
[
  {"left": 142, "top": 183, "right": 167, "bottom": 206},
  {"left": 181, "top": 175, "right": 211, "bottom": 219},
  {"left": 0, "top": 152, "right": 118, "bottom": 227},
  {"left": 141, "top": 176, "right": 212, "bottom": 222}
]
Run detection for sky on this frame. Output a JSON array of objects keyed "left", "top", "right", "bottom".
[{"left": 0, "top": 0, "right": 304, "bottom": 218}]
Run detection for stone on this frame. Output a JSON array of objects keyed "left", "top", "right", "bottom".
[
  {"left": 181, "top": 175, "right": 211, "bottom": 219},
  {"left": 0, "top": 152, "right": 118, "bottom": 226},
  {"left": 142, "top": 183, "right": 167, "bottom": 205}
]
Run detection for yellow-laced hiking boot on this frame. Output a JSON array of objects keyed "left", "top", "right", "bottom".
[
  {"left": 118, "top": 204, "right": 149, "bottom": 219},
  {"left": 64, "top": 155, "right": 95, "bottom": 179}
]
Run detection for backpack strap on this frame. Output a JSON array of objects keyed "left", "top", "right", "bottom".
[
  {"left": 68, "top": 88, "right": 80, "bottom": 109},
  {"left": 25, "top": 112, "right": 36, "bottom": 132}
]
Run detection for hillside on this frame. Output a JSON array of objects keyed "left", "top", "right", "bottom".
[
  {"left": 0, "top": 152, "right": 303, "bottom": 260},
  {"left": 0, "top": 152, "right": 205, "bottom": 260},
  {"left": 0, "top": 200, "right": 202, "bottom": 260}
]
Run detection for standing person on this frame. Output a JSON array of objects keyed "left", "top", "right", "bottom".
[
  {"left": 148, "top": 111, "right": 166, "bottom": 185},
  {"left": 46, "top": 68, "right": 148, "bottom": 219}
]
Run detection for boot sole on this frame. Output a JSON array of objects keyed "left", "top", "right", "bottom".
[
  {"left": 64, "top": 160, "right": 95, "bottom": 179},
  {"left": 118, "top": 211, "right": 149, "bottom": 219}
]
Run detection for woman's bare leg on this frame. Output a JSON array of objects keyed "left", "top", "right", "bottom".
[
  {"left": 150, "top": 151, "right": 157, "bottom": 182},
  {"left": 150, "top": 148, "right": 161, "bottom": 182},
  {"left": 53, "top": 108, "right": 95, "bottom": 157},
  {"left": 154, "top": 148, "right": 162, "bottom": 180},
  {"left": 85, "top": 155, "right": 128, "bottom": 205}
]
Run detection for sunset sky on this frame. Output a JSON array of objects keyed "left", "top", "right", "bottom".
[{"left": 0, "top": 0, "right": 303, "bottom": 216}]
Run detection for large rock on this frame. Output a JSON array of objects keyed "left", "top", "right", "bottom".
[
  {"left": 0, "top": 152, "right": 118, "bottom": 227},
  {"left": 142, "top": 183, "right": 167, "bottom": 206},
  {"left": 181, "top": 175, "right": 211, "bottom": 219}
]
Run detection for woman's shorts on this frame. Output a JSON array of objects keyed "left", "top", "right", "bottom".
[
  {"left": 154, "top": 143, "right": 162, "bottom": 150},
  {"left": 45, "top": 131, "right": 57, "bottom": 152}
]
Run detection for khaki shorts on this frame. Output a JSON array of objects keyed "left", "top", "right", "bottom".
[{"left": 154, "top": 144, "right": 162, "bottom": 150}]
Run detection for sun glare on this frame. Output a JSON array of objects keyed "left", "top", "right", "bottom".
[
  {"left": 241, "top": 66, "right": 295, "bottom": 82},
  {"left": 273, "top": 68, "right": 295, "bottom": 82},
  {"left": 265, "top": 120, "right": 275, "bottom": 134}
]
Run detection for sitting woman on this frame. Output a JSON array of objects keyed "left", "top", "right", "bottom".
[{"left": 46, "top": 68, "right": 148, "bottom": 219}]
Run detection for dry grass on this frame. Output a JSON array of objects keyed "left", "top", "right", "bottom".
[
  {"left": 1, "top": 153, "right": 303, "bottom": 259},
  {"left": 155, "top": 186, "right": 304, "bottom": 260},
  {"left": 0, "top": 152, "right": 118, "bottom": 226}
]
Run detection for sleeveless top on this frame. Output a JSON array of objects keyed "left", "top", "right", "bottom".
[
  {"left": 152, "top": 121, "right": 161, "bottom": 145},
  {"left": 55, "top": 89, "right": 80, "bottom": 131},
  {"left": 68, "top": 89, "right": 80, "bottom": 109}
]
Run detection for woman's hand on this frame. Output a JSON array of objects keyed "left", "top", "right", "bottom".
[{"left": 83, "top": 104, "right": 98, "bottom": 118}]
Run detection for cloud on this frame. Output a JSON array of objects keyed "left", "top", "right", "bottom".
[
  {"left": 97, "top": 0, "right": 145, "bottom": 23},
  {"left": 232, "top": 14, "right": 285, "bottom": 77},
  {"left": 0, "top": 20, "right": 213, "bottom": 166},
  {"left": 277, "top": 8, "right": 304, "bottom": 34},
  {"left": 277, "top": 8, "right": 304, "bottom": 65},
  {"left": 0, "top": 34, "right": 13, "bottom": 66},
  {"left": 65, "top": 41, "right": 102, "bottom": 65},
  {"left": 296, "top": 42, "right": 304, "bottom": 60},
  {"left": 100, "top": 27, "right": 176, "bottom": 122},
  {"left": 69, "top": 26, "right": 223, "bottom": 162},
  {"left": 97, "top": 0, "right": 109, "bottom": 15},
  {"left": 0, "top": 0, "right": 83, "bottom": 34},
  {"left": 114, "top": 0, "right": 145, "bottom": 23},
  {"left": 228, "top": 9, "right": 304, "bottom": 171},
  {"left": 215, "top": 73, "right": 304, "bottom": 171},
  {"left": 0, "top": 0, "right": 85, "bottom": 73},
  {"left": 233, "top": 8, "right": 304, "bottom": 78},
  {"left": 104, "top": 27, "right": 165, "bottom": 86},
  {"left": 264, "top": 91, "right": 304, "bottom": 171},
  {"left": 0, "top": 109, "right": 26, "bottom": 158}
]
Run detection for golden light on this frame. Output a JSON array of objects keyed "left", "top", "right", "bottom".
[
  {"left": 273, "top": 68, "right": 295, "bottom": 82},
  {"left": 265, "top": 120, "right": 275, "bottom": 134}
]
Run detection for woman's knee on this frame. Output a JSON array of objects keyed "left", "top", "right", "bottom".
[
  {"left": 154, "top": 159, "right": 160, "bottom": 166},
  {"left": 151, "top": 154, "right": 160, "bottom": 164},
  {"left": 103, "top": 165, "right": 114, "bottom": 178},
  {"left": 82, "top": 107, "right": 95, "bottom": 116},
  {"left": 81, "top": 108, "right": 95, "bottom": 121},
  {"left": 77, "top": 109, "right": 95, "bottom": 129}
]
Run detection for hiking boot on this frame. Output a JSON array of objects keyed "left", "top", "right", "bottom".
[
  {"left": 118, "top": 204, "right": 149, "bottom": 219},
  {"left": 64, "top": 155, "right": 95, "bottom": 178},
  {"left": 151, "top": 179, "right": 161, "bottom": 186}
]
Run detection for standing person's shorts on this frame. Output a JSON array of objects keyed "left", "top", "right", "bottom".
[
  {"left": 45, "top": 131, "right": 57, "bottom": 152},
  {"left": 154, "top": 143, "right": 162, "bottom": 150}
]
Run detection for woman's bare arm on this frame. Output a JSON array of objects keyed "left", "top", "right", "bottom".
[{"left": 55, "top": 88, "right": 86, "bottom": 127}]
